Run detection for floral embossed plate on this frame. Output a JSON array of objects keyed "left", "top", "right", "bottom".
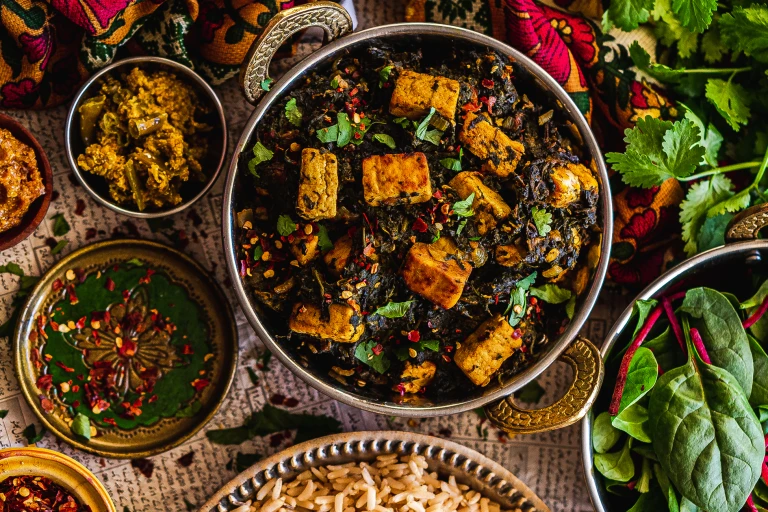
[{"left": 14, "top": 239, "right": 238, "bottom": 458}]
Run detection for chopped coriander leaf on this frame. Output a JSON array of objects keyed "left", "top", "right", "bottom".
[
  {"left": 330, "top": 76, "right": 340, "bottom": 88},
  {"left": 317, "top": 124, "right": 339, "bottom": 143},
  {"left": 680, "top": 174, "right": 735, "bottom": 256},
  {"left": 373, "top": 133, "right": 396, "bottom": 149},
  {"left": 705, "top": 78, "right": 751, "bottom": 130},
  {"left": 395, "top": 339, "right": 440, "bottom": 361},
  {"left": 605, "top": 0, "right": 652, "bottom": 31},
  {"left": 531, "top": 207, "right": 552, "bottom": 236},
  {"left": 246, "top": 367, "right": 259, "bottom": 386},
  {"left": 355, "top": 340, "right": 391, "bottom": 374},
  {"left": 285, "top": 98, "right": 302, "bottom": 127},
  {"left": 628, "top": 42, "right": 685, "bottom": 82},
  {"left": 672, "top": 0, "right": 717, "bottom": 33},
  {"left": 248, "top": 142, "right": 274, "bottom": 177},
  {"left": 374, "top": 300, "right": 414, "bottom": 318},
  {"left": 415, "top": 107, "right": 436, "bottom": 140},
  {"left": 51, "top": 213, "right": 70, "bottom": 236},
  {"left": 260, "top": 78, "right": 273, "bottom": 91},
  {"left": 440, "top": 148, "right": 463, "bottom": 171},
  {"left": 392, "top": 117, "right": 411, "bottom": 129},
  {"left": 719, "top": 6, "right": 768, "bottom": 63},
  {"left": 337, "top": 112, "right": 352, "bottom": 146},
  {"left": 379, "top": 65, "right": 393, "bottom": 87},
  {"left": 452, "top": 193, "right": 475, "bottom": 217},
  {"left": 605, "top": 116, "right": 705, "bottom": 188},
  {"left": 317, "top": 225, "right": 334, "bottom": 252},
  {"left": 505, "top": 272, "right": 537, "bottom": 327},
  {"left": 277, "top": 215, "right": 297, "bottom": 236}
]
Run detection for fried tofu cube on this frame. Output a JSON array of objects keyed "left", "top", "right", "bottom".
[
  {"left": 397, "top": 361, "right": 437, "bottom": 394},
  {"left": 548, "top": 164, "right": 581, "bottom": 208},
  {"left": 289, "top": 302, "right": 364, "bottom": 343},
  {"left": 290, "top": 235, "right": 319, "bottom": 266},
  {"left": 454, "top": 314, "right": 522, "bottom": 386},
  {"left": 323, "top": 234, "right": 353, "bottom": 275},
  {"left": 402, "top": 242, "right": 472, "bottom": 309},
  {"left": 567, "top": 162, "right": 598, "bottom": 192},
  {"left": 297, "top": 148, "right": 338, "bottom": 220},
  {"left": 449, "top": 172, "right": 511, "bottom": 235},
  {"left": 389, "top": 70, "right": 461, "bottom": 121},
  {"left": 362, "top": 152, "right": 432, "bottom": 206},
  {"left": 459, "top": 113, "right": 525, "bottom": 177}
]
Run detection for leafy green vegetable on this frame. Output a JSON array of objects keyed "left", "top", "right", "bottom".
[
  {"left": 415, "top": 107, "right": 436, "bottom": 140},
  {"left": 748, "top": 335, "right": 768, "bottom": 406},
  {"left": 718, "top": 6, "right": 768, "bottom": 63},
  {"left": 284, "top": 98, "right": 302, "bottom": 127},
  {"left": 683, "top": 107, "right": 722, "bottom": 168},
  {"left": 595, "top": 437, "right": 635, "bottom": 482},
  {"left": 648, "top": 335, "right": 763, "bottom": 511},
  {"left": 606, "top": 116, "right": 705, "bottom": 188},
  {"left": 317, "top": 225, "right": 333, "bottom": 252},
  {"left": 606, "top": 0, "right": 653, "bottom": 31},
  {"left": 631, "top": 298, "right": 659, "bottom": 338},
  {"left": 337, "top": 112, "right": 352, "bottom": 147},
  {"left": 615, "top": 347, "right": 658, "bottom": 414},
  {"left": 505, "top": 272, "right": 537, "bottom": 327},
  {"left": 355, "top": 340, "right": 391, "bottom": 374},
  {"left": 636, "top": 457, "right": 652, "bottom": 493},
  {"left": 206, "top": 404, "right": 342, "bottom": 445},
  {"left": 253, "top": 246, "right": 264, "bottom": 262},
  {"left": 452, "top": 193, "right": 475, "bottom": 218},
  {"left": 248, "top": 142, "right": 274, "bottom": 176},
  {"left": 681, "top": 287, "right": 753, "bottom": 397},
  {"left": 629, "top": 42, "right": 686, "bottom": 81},
  {"left": 395, "top": 339, "right": 440, "bottom": 361},
  {"left": 373, "top": 300, "right": 414, "bottom": 318},
  {"left": 680, "top": 174, "right": 735, "bottom": 256},
  {"left": 51, "top": 213, "right": 70, "bottom": 236},
  {"left": 705, "top": 78, "right": 751, "bottom": 130},
  {"left": 373, "top": 133, "right": 396, "bottom": 149},
  {"left": 440, "top": 148, "right": 463, "bottom": 171},
  {"left": 277, "top": 215, "right": 297, "bottom": 236},
  {"left": 422, "top": 129, "right": 444, "bottom": 145},
  {"left": 529, "top": 283, "right": 571, "bottom": 304},
  {"left": 654, "top": 464, "right": 680, "bottom": 512},
  {"left": 71, "top": 413, "right": 91, "bottom": 440},
  {"left": 379, "top": 65, "right": 393, "bottom": 87},
  {"left": 593, "top": 411, "right": 623, "bottom": 453},
  {"left": 671, "top": 0, "right": 716, "bottom": 33},
  {"left": 644, "top": 327, "right": 685, "bottom": 372},
  {"left": 316, "top": 123, "right": 340, "bottom": 143},
  {"left": 613, "top": 403, "right": 652, "bottom": 443},
  {"left": 50, "top": 239, "right": 68, "bottom": 255},
  {"left": 531, "top": 206, "right": 552, "bottom": 236}
]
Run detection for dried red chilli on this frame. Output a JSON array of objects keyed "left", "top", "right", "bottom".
[
  {"left": 609, "top": 304, "right": 663, "bottom": 415},
  {"left": 744, "top": 294, "right": 768, "bottom": 329},
  {"left": 0, "top": 475, "right": 91, "bottom": 512},
  {"left": 690, "top": 327, "right": 712, "bottom": 364}
]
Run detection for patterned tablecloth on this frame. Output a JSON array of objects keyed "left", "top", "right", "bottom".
[{"left": 0, "top": 2, "right": 632, "bottom": 510}]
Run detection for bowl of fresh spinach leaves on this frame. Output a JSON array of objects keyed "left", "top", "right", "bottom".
[{"left": 582, "top": 212, "right": 768, "bottom": 512}]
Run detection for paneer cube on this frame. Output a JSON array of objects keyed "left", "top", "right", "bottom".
[
  {"left": 548, "top": 164, "right": 581, "bottom": 208},
  {"left": 290, "top": 235, "right": 319, "bottom": 266},
  {"left": 323, "top": 234, "right": 353, "bottom": 275},
  {"left": 397, "top": 361, "right": 437, "bottom": 394},
  {"left": 402, "top": 242, "right": 472, "bottom": 309},
  {"left": 389, "top": 70, "right": 461, "bottom": 121},
  {"left": 459, "top": 112, "right": 525, "bottom": 177},
  {"left": 449, "top": 172, "right": 511, "bottom": 235},
  {"left": 495, "top": 242, "right": 526, "bottom": 267},
  {"left": 289, "top": 302, "right": 364, "bottom": 343},
  {"left": 362, "top": 152, "right": 432, "bottom": 206},
  {"left": 297, "top": 148, "right": 338, "bottom": 220},
  {"left": 454, "top": 314, "right": 522, "bottom": 386},
  {"left": 567, "top": 162, "right": 598, "bottom": 192}
]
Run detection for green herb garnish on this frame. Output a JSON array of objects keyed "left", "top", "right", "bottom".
[
  {"left": 504, "top": 272, "right": 537, "bottom": 327},
  {"left": 373, "top": 133, "right": 396, "bottom": 149},
  {"left": 51, "top": 213, "right": 70, "bottom": 236},
  {"left": 373, "top": 300, "right": 414, "bottom": 318},
  {"left": 531, "top": 207, "right": 552, "bottom": 236},
  {"left": 50, "top": 239, "right": 68, "bottom": 255},
  {"left": 452, "top": 193, "right": 475, "bottom": 217},
  {"left": 440, "top": 148, "right": 463, "bottom": 171},
  {"left": 261, "top": 78, "right": 273, "bottom": 91},
  {"left": 248, "top": 142, "right": 274, "bottom": 177},
  {"left": 71, "top": 413, "right": 91, "bottom": 440},
  {"left": 529, "top": 284, "right": 572, "bottom": 304},
  {"left": 285, "top": 98, "right": 302, "bottom": 127},
  {"left": 379, "top": 65, "right": 393, "bottom": 87},
  {"left": 277, "top": 215, "right": 297, "bottom": 236},
  {"left": 355, "top": 340, "right": 391, "bottom": 374},
  {"left": 317, "top": 225, "right": 333, "bottom": 252},
  {"left": 395, "top": 339, "right": 440, "bottom": 361}
]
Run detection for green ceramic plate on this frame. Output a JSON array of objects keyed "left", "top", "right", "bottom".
[{"left": 14, "top": 239, "right": 238, "bottom": 458}]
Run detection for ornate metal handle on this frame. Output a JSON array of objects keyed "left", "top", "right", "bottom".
[
  {"left": 726, "top": 203, "right": 768, "bottom": 242},
  {"left": 484, "top": 337, "right": 604, "bottom": 435},
  {"left": 239, "top": 1, "right": 354, "bottom": 105}
]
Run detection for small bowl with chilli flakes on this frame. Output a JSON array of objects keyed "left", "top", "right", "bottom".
[
  {"left": 0, "top": 112, "right": 53, "bottom": 251},
  {"left": 65, "top": 56, "right": 227, "bottom": 219},
  {"left": 0, "top": 446, "right": 116, "bottom": 511},
  {"left": 223, "top": 2, "right": 612, "bottom": 434}
]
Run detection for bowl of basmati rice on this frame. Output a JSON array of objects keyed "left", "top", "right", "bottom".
[{"left": 201, "top": 431, "right": 548, "bottom": 512}]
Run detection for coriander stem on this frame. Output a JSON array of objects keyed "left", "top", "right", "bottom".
[
  {"left": 751, "top": 145, "right": 768, "bottom": 187},
  {"left": 683, "top": 66, "right": 751, "bottom": 75},
  {"left": 678, "top": 161, "right": 762, "bottom": 181}
]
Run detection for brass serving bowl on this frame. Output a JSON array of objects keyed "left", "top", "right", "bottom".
[
  {"left": 0, "top": 446, "right": 116, "bottom": 511},
  {"left": 202, "top": 431, "right": 549, "bottom": 512},
  {"left": 222, "top": 2, "right": 613, "bottom": 434},
  {"left": 581, "top": 205, "right": 768, "bottom": 510},
  {"left": 64, "top": 56, "right": 227, "bottom": 219}
]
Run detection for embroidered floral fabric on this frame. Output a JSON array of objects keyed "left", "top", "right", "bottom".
[
  {"left": 0, "top": 0, "right": 297, "bottom": 109},
  {"left": 406, "top": 0, "right": 685, "bottom": 286}
]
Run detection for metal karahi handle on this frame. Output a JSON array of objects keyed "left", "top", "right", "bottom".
[
  {"left": 726, "top": 203, "right": 768, "bottom": 242},
  {"left": 239, "top": 1, "right": 354, "bottom": 105},
  {"left": 484, "top": 337, "right": 604, "bottom": 435}
]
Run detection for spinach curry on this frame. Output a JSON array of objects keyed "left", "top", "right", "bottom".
[{"left": 235, "top": 43, "right": 601, "bottom": 401}]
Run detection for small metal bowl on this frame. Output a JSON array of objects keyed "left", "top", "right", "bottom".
[
  {"left": 201, "top": 431, "right": 549, "bottom": 512},
  {"left": 0, "top": 112, "right": 53, "bottom": 251},
  {"left": 64, "top": 56, "right": 227, "bottom": 219},
  {"left": 581, "top": 205, "right": 768, "bottom": 511}
]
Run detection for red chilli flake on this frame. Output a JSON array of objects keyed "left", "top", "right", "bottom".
[
  {"left": 481, "top": 78, "right": 494, "bottom": 88},
  {"left": 412, "top": 218, "right": 428, "bottom": 233},
  {"left": 36, "top": 374, "right": 53, "bottom": 391},
  {"left": 138, "top": 268, "right": 156, "bottom": 284},
  {"left": 104, "top": 277, "right": 115, "bottom": 291},
  {"left": 122, "top": 290, "right": 131, "bottom": 302},
  {"left": 690, "top": 328, "right": 712, "bottom": 364},
  {"left": 55, "top": 361, "right": 75, "bottom": 373},
  {"left": 407, "top": 330, "right": 421, "bottom": 342},
  {"left": 52, "top": 278, "right": 64, "bottom": 292},
  {"left": 191, "top": 378, "right": 209, "bottom": 392},
  {"left": 744, "top": 294, "right": 768, "bottom": 329},
  {"left": 372, "top": 343, "right": 384, "bottom": 356},
  {"left": 67, "top": 284, "right": 78, "bottom": 305},
  {"left": 182, "top": 344, "right": 194, "bottom": 355},
  {"left": 608, "top": 304, "right": 663, "bottom": 415}
]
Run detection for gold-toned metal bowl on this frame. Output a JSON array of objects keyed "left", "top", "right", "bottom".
[
  {"left": 0, "top": 446, "right": 116, "bottom": 511},
  {"left": 13, "top": 239, "right": 238, "bottom": 458}
]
